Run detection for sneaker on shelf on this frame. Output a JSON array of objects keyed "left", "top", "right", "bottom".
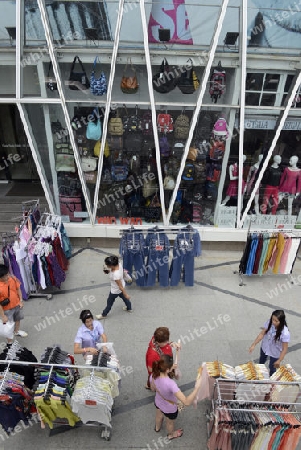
[
  {"left": 95, "top": 314, "right": 107, "bottom": 320},
  {"left": 14, "top": 330, "right": 28, "bottom": 337},
  {"left": 122, "top": 307, "right": 133, "bottom": 313}
]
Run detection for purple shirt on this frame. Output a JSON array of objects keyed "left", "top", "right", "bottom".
[
  {"left": 150, "top": 375, "right": 180, "bottom": 413},
  {"left": 261, "top": 320, "right": 290, "bottom": 358},
  {"left": 74, "top": 320, "right": 104, "bottom": 349}
]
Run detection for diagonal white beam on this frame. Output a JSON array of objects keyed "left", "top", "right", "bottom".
[
  {"left": 238, "top": 70, "right": 301, "bottom": 228},
  {"left": 166, "top": 0, "right": 230, "bottom": 224},
  {"left": 92, "top": 0, "right": 125, "bottom": 223},
  {"left": 37, "top": 0, "right": 93, "bottom": 222}
]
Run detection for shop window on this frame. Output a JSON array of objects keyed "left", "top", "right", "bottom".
[{"left": 245, "top": 72, "right": 282, "bottom": 107}]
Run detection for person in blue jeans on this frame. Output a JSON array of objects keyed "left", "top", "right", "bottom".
[
  {"left": 249, "top": 310, "right": 290, "bottom": 375},
  {"left": 96, "top": 255, "right": 132, "bottom": 319}
]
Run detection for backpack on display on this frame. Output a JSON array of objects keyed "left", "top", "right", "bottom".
[
  {"left": 108, "top": 111, "right": 124, "bottom": 135},
  {"left": 209, "top": 140, "right": 225, "bottom": 160},
  {"left": 212, "top": 118, "right": 229, "bottom": 141},
  {"left": 152, "top": 58, "right": 178, "bottom": 94},
  {"left": 177, "top": 59, "right": 199, "bottom": 94},
  {"left": 111, "top": 164, "right": 129, "bottom": 182},
  {"left": 141, "top": 110, "right": 153, "bottom": 136},
  {"left": 122, "top": 105, "right": 142, "bottom": 133},
  {"left": 209, "top": 61, "right": 226, "bottom": 103},
  {"left": 159, "top": 135, "right": 170, "bottom": 157},
  {"left": 157, "top": 113, "right": 173, "bottom": 133},
  {"left": 107, "top": 135, "right": 123, "bottom": 150},
  {"left": 182, "top": 162, "right": 195, "bottom": 181},
  {"left": 174, "top": 113, "right": 190, "bottom": 140}
]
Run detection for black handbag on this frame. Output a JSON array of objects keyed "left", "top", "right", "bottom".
[
  {"left": 152, "top": 58, "right": 178, "bottom": 94},
  {"left": 178, "top": 59, "right": 197, "bottom": 94},
  {"left": 0, "top": 285, "right": 10, "bottom": 307},
  {"left": 68, "top": 56, "right": 90, "bottom": 91},
  {"left": 46, "top": 61, "right": 58, "bottom": 91}
]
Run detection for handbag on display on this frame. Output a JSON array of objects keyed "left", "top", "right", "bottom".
[
  {"left": 90, "top": 56, "right": 107, "bottom": 96},
  {"left": 59, "top": 186, "right": 83, "bottom": 222},
  {"left": 107, "top": 135, "right": 123, "bottom": 149},
  {"left": 108, "top": 114, "right": 124, "bottom": 136},
  {"left": 86, "top": 109, "right": 102, "bottom": 141},
  {"left": 46, "top": 61, "right": 58, "bottom": 92},
  {"left": 81, "top": 157, "right": 98, "bottom": 172},
  {"left": 120, "top": 58, "right": 139, "bottom": 94},
  {"left": 84, "top": 171, "right": 97, "bottom": 185},
  {"left": 94, "top": 140, "right": 110, "bottom": 158},
  {"left": 152, "top": 58, "right": 178, "bottom": 93},
  {"left": 68, "top": 56, "right": 90, "bottom": 91},
  {"left": 55, "top": 154, "right": 76, "bottom": 173}
]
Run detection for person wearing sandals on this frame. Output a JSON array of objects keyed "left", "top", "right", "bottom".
[
  {"left": 0, "top": 264, "right": 28, "bottom": 341},
  {"left": 96, "top": 255, "right": 132, "bottom": 319},
  {"left": 145, "top": 327, "right": 180, "bottom": 389},
  {"left": 150, "top": 354, "right": 202, "bottom": 441}
]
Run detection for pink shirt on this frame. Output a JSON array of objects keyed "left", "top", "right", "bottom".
[
  {"left": 279, "top": 167, "right": 301, "bottom": 194},
  {"left": 150, "top": 375, "right": 179, "bottom": 413}
]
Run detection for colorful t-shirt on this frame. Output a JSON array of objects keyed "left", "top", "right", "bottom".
[
  {"left": 150, "top": 375, "right": 179, "bottom": 414},
  {"left": 261, "top": 320, "right": 290, "bottom": 358},
  {"left": 145, "top": 337, "right": 173, "bottom": 375}
]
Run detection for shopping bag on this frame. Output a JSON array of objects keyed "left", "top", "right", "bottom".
[{"left": 0, "top": 320, "right": 15, "bottom": 339}]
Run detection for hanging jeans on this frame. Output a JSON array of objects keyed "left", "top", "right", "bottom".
[
  {"left": 102, "top": 292, "right": 132, "bottom": 316},
  {"left": 169, "top": 230, "right": 201, "bottom": 287},
  {"left": 120, "top": 232, "right": 145, "bottom": 287},
  {"left": 145, "top": 233, "right": 170, "bottom": 287}
]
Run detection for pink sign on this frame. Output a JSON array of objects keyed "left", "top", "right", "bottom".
[{"left": 148, "top": 0, "right": 193, "bottom": 45}]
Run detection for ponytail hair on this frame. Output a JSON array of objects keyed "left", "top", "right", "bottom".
[{"left": 152, "top": 354, "right": 173, "bottom": 379}]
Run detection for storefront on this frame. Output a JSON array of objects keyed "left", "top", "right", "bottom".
[{"left": 1, "top": 1, "right": 301, "bottom": 240}]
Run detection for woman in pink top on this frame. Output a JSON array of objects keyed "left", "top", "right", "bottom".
[{"left": 150, "top": 354, "right": 201, "bottom": 440}]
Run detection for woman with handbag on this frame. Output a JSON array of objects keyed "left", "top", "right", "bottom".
[
  {"left": 145, "top": 327, "right": 180, "bottom": 389},
  {"left": 96, "top": 255, "right": 132, "bottom": 319},
  {"left": 0, "top": 264, "right": 28, "bottom": 342},
  {"left": 150, "top": 354, "right": 202, "bottom": 440}
]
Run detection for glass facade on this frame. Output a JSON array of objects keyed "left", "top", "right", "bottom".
[{"left": 1, "top": 0, "right": 301, "bottom": 236}]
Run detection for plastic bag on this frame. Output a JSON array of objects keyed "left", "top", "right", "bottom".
[{"left": 0, "top": 320, "right": 14, "bottom": 339}]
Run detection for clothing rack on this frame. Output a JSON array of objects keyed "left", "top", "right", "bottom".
[
  {"left": 0, "top": 359, "right": 114, "bottom": 441},
  {"left": 234, "top": 229, "right": 301, "bottom": 286},
  {"left": 207, "top": 377, "right": 301, "bottom": 449}
]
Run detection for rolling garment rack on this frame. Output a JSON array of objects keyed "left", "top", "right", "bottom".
[
  {"left": 3, "top": 199, "right": 53, "bottom": 300},
  {"left": 206, "top": 376, "right": 301, "bottom": 450},
  {"left": 0, "top": 355, "right": 118, "bottom": 441},
  {"left": 234, "top": 219, "right": 301, "bottom": 286}
]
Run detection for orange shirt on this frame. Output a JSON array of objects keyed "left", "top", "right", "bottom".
[{"left": 0, "top": 276, "right": 21, "bottom": 310}]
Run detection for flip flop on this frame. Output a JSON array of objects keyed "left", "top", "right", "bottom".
[
  {"left": 167, "top": 429, "right": 183, "bottom": 440},
  {"left": 154, "top": 426, "right": 161, "bottom": 432}
]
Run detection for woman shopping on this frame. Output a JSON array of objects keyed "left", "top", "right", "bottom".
[
  {"left": 145, "top": 327, "right": 180, "bottom": 389},
  {"left": 249, "top": 309, "right": 290, "bottom": 375},
  {"left": 150, "top": 354, "right": 201, "bottom": 440},
  {"left": 74, "top": 309, "right": 107, "bottom": 358},
  {"left": 96, "top": 255, "right": 132, "bottom": 319}
]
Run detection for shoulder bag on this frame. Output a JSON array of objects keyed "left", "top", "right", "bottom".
[
  {"left": 152, "top": 58, "right": 178, "bottom": 94},
  {"left": 68, "top": 56, "right": 90, "bottom": 91},
  {"left": 121, "top": 58, "right": 139, "bottom": 94},
  {"left": 90, "top": 56, "right": 107, "bottom": 96},
  {"left": 86, "top": 109, "right": 102, "bottom": 141},
  {"left": 46, "top": 61, "right": 58, "bottom": 92}
]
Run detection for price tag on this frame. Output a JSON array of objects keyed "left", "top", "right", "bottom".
[{"left": 155, "top": 245, "right": 163, "bottom": 251}]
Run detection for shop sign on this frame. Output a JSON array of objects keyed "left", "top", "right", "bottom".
[
  {"left": 243, "top": 214, "right": 277, "bottom": 229},
  {"left": 236, "top": 118, "right": 301, "bottom": 130},
  {"left": 216, "top": 206, "right": 237, "bottom": 228},
  {"left": 276, "top": 215, "right": 297, "bottom": 229}
]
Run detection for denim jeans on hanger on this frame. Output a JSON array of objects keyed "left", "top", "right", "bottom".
[
  {"left": 259, "top": 347, "right": 278, "bottom": 376},
  {"left": 120, "top": 232, "right": 146, "bottom": 287},
  {"left": 170, "top": 230, "right": 201, "bottom": 287},
  {"left": 145, "top": 232, "right": 170, "bottom": 287}
]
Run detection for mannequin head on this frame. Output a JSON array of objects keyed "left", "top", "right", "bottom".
[
  {"left": 273, "top": 155, "right": 281, "bottom": 165},
  {"left": 243, "top": 154, "right": 247, "bottom": 163},
  {"left": 258, "top": 154, "right": 263, "bottom": 162},
  {"left": 289, "top": 155, "right": 298, "bottom": 167}
]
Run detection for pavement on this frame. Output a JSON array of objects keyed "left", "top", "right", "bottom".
[{"left": 1, "top": 245, "right": 301, "bottom": 450}]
